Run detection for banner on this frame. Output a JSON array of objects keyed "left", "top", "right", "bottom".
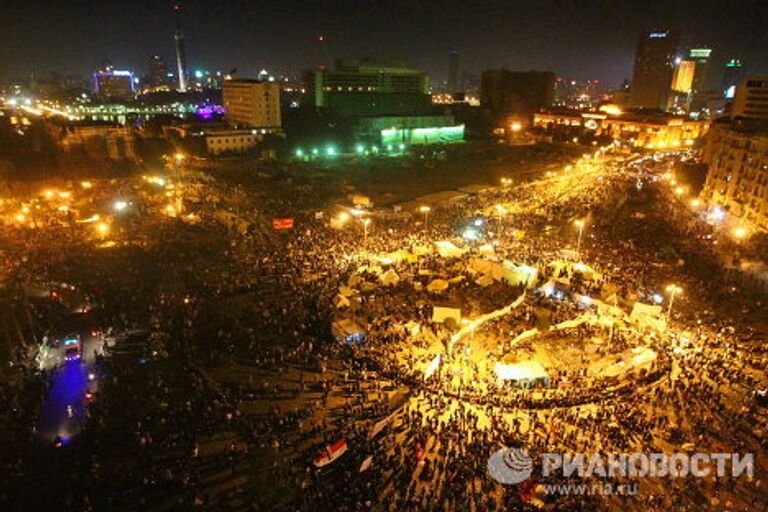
[
  {"left": 369, "top": 411, "right": 397, "bottom": 439},
  {"left": 359, "top": 455, "right": 373, "bottom": 473},
  {"left": 272, "top": 218, "right": 295, "bottom": 230},
  {"left": 423, "top": 353, "right": 442, "bottom": 380},
  {"left": 313, "top": 438, "right": 348, "bottom": 467}
]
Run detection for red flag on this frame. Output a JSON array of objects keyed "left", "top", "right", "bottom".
[
  {"left": 272, "top": 218, "right": 294, "bottom": 230},
  {"left": 313, "top": 438, "right": 348, "bottom": 467}
]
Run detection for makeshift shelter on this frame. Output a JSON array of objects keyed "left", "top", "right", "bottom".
[
  {"left": 426, "top": 279, "right": 450, "bottom": 293},
  {"left": 432, "top": 306, "right": 461, "bottom": 324},
  {"left": 379, "top": 269, "right": 400, "bottom": 286},
  {"left": 630, "top": 302, "right": 666, "bottom": 331},
  {"left": 476, "top": 275, "right": 494, "bottom": 287},
  {"left": 434, "top": 241, "right": 467, "bottom": 258},
  {"left": 495, "top": 360, "right": 549, "bottom": 387},
  {"left": 332, "top": 318, "right": 366, "bottom": 344}
]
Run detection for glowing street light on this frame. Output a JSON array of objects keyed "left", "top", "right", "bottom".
[
  {"left": 690, "top": 198, "right": 701, "bottom": 208},
  {"left": 113, "top": 200, "right": 129, "bottom": 212},
  {"left": 733, "top": 227, "right": 748, "bottom": 240},
  {"left": 419, "top": 205, "right": 431, "bottom": 231},
  {"left": 174, "top": 152, "right": 185, "bottom": 163},
  {"left": 95, "top": 222, "right": 110, "bottom": 237},
  {"left": 337, "top": 212, "right": 350, "bottom": 223},
  {"left": 665, "top": 284, "right": 682, "bottom": 319},
  {"left": 362, "top": 217, "right": 371, "bottom": 239}
]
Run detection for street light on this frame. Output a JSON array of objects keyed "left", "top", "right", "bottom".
[
  {"left": 665, "top": 284, "right": 682, "bottom": 319},
  {"left": 113, "top": 200, "right": 129, "bottom": 212},
  {"left": 362, "top": 218, "right": 371, "bottom": 239},
  {"left": 419, "top": 205, "right": 431, "bottom": 231},
  {"left": 733, "top": 227, "right": 748, "bottom": 240},
  {"left": 574, "top": 219, "right": 586, "bottom": 254}
]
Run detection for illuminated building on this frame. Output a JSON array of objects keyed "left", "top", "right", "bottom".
[
  {"left": 630, "top": 30, "right": 679, "bottom": 110},
  {"left": 303, "top": 59, "right": 430, "bottom": 117},
  {"left": 702, "top": 119, "right": 768, "bottom": 230},
  {"left": 554, "top": 78, "right": 603, "bottom": 110},
  {"left": 533, "top": 108, "right": 708, "bottom": 148},
  {"left": 480, "top": 69, "right": 555, "bottom": 121},
  {"left": 731, "top": 77, "right": 768, "bottom": 120},
  {"left": 222, "top": 79, "right": 282, "bottom": 129},
  {"left": 93, "top": 70, "right": 135, "bottom": 100},
  {"left": 173, "top": 4, "right": 188, "bottom": 92},
  {"left": 688, "top": 47, "right": 712, "bottom": 93},
  {"left": 149, "top": 55, "right": 169, "bottom": 90},
  {"left": 352, "top": 115, "right": 464, "bottom": 147},
  {"left": 721, "top": 58, "right": 745, "bottom": 99},
  {"left": 671, "top": 60, "right": 695, "bottom": 93},
  {"left": 448, "top": 50, "right": 460, "bottom": 95}
]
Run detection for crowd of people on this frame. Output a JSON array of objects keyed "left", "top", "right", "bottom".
[{"left": 0, "top": 150, "right": 765, "bottom": 511}]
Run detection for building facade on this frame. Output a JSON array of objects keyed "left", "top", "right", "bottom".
[
  {"left": 303, "top": 59, "right": 431, "bottom": 117},
  {"left": 533, "top": 108, "right": 708, "bottom": 148},
  {"left": 702, "top": 120, "right": 768, "bottom": 230},
  {"left": 93, "top": 71, "right": 135, "bottom": 100},
  {"left": 731, "top": 77, "right": 768, "bottom": 120},
  {"left": 630, "top": 30, "right": 679, "bottom": 110},
  {"left": 222, "top": 79, "right": 282, "bottom": 128},
  {"left": 689, "top": 47, "right": 712, "bottom": 94},
  {"left": 480, "top": 69, "right": 555, "bottom": 122},
  {"left": 721, "top": 59, "right": 745, "bottom": 98}
]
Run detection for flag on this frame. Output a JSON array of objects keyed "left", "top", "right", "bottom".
[
  {"left": 359, "top": 455, "right": 373, "bottom": 473},
  {"left": 313, "top": 438, "right": 348, "bottom": 467},
  {"left": 272, "top": 218, "right": 294, "bottom": 230},
  {"left": 423, "top": 353, "right": 441, "bottom": 380},
  {"left": 368, "top": 410, "right": 397, "bottom": 439}
]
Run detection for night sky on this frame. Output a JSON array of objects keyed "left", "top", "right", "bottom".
[{"left": 1, "top": 0, "right": 767, "bottom": 89}]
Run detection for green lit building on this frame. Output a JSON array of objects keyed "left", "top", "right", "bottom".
[{"left": 354, "top": 115, "right": 464, "bottom": 147}]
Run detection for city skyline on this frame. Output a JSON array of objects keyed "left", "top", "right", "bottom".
[{"left": 1, "top": 0, "right": 767, "bottom": 88}]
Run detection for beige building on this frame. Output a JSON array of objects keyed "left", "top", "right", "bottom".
[
  {"left": 731, "top": 76, "right": 768, "bottom": 120},
  {"left": 702, "top": 120, "right": 768, "bottom": 231},
  {"left": 533, "top": 108, "right": 708, "bottom": 148},
  {"left": 222, "top": 79, "right": 281, "bottom": 128}
]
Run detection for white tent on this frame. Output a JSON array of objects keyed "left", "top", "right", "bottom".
[
  {"left": 434, "top": 241, "right": 467, "bottom": 258},
  {"left": 495, "top": 360, "right": 548, "bottom": 382}
]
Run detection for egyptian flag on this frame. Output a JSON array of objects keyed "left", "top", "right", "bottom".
[{"left": 313, "top": 438, "right": 348, "bottom": 467}]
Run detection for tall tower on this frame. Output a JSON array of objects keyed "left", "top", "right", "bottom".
[
  {"left": 448, "top": 50, "right": 460, "bottom": 94},
  {"left": 173, "top": 4, "right": 188, "bottom": 92},
  {"left": 630, "top": 30, "right": 679, "bottom": 110}
]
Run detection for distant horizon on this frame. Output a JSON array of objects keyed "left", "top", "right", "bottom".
[{"left": 1, "top": 0, "right": 767, "bottom": 90}]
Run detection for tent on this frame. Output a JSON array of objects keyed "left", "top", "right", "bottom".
[
  {"left": 476, "top": 275, "right": 494, "bottom": 287},
  {"left": 495, "top": 360, "right": 549, "bottom": 386},
  {"left": 434, "top": 241, "right": 467, "bottom": 258},
  {"left": 332, "top": 319, "right": 366, "bottom": 344},
  {"left": 630, "top": 302, "right": 666, "bottom": 331},
  {"left": 427, "top": 279, "right": 450, "bottom": 293},
  {"left": 380, "top": 269, "right": 400, "bottom": 286},
  {"left": 432, "top": 306, "right": 461, "bottom": 324}
]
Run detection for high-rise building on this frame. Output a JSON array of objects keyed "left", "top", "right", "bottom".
[
  {"left": 93, "top": 70, "right": 135, "bottom": 100},
  {"left": 149, "top": 55, "right": 169, "bottom": 89},
  {"left": 731, "top": 77, "right": 768, "bottom": 120},
  {"left": 671, "top": 60, "right": 696, "bottom": 93},
  {"left": 721, "top": 58, "right": 745, "bottom": 99},
  {"left": 448, "top": 51, "right": 460, "bottom": 94},
  {"left": 303, "top": 58, "right": 431, "bottom": 117},
  {"left": 480, "top": 69, "right": 555, "bottom": 121},
  {"left": 688, "top": 47, "right": 712, "bottom": 93},
  {"left": 222, "top": 79, "right": 281, "bottom": 128},
  {"left": 629, "top": 30, "right": 679, "bottom": 110},
  {"left": 173, "top": 4, "right": 188, "bottom": 92},
  {"left": 702, "top": 119, "right": 768, "bottom": 229}
]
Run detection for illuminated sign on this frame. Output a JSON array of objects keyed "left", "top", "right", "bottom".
[
  {"left": 725, "top": 85, "right": 736, "bottom": 99},
  {"left": 689, "top": 48, "right": 711, "bottom": 58},
  {"left": 649, "top": 32, "right": 667, "bottom": 38}
]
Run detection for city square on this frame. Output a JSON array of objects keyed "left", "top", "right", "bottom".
[{"left": 1, "top": 2, "right": 767, "bottom": 511}]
